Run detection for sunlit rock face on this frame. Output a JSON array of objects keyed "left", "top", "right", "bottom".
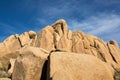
[
  {"left": 34, "top": 19, "right": 120, "bottom": 69},
  {"left": 0, "top": 19, "right": 120, "bottom": 80}
]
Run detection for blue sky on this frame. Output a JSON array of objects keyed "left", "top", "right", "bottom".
[{"left": 0, "top": 0, "right": 120, "bottom": 45}]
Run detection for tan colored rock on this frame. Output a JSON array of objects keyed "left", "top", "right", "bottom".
[
  {"left": 0, "top": 43, "right": 10, "bottom": 57},
  {"left": 0, "top": 30, "right": 36, "bottom": 57},
  {"left": 107, "top": 43, "right": 120, "bottom": 65},
  {"left": 0, "top": 51, "right": 19, "bottom": 70},
  {"left": 52, "top": 19, "right": 72, "bottom": 51},
  {"left": 52, "top": 70, "right": 73, "bottom": 80},
  {"left": 0, "top": 78, "right": 11, "bottom": 80},
  {"left": 8, "top": 59, "right": 16, "bottom": 75},
  {"left": 73, "top": 30, "right": 85, "bottom": 40},
  {"left": 85, "top": 34, "right": 97, "bottom": 47},
  {"left": 4, "top": 35, "right": 21, "bottom": 50},
  {"left": 28, "top": 30, "right": 36, "bottom": 39},
  {"left": 56, "top": 33, "right": 72, "bottom": 51},
  {"left": 109, "top": 40, "right": 119, "bottom": 48},
  {"left": 53, "top": 23, "right": 63, "bottom": 37},
  {"left": 72, "top": 31, "right": 85, "bottom": 53},
  {"left": 52, "top": 19, "right": 68, "bottom": 36},
  {"left": 12, "top": 46, "right": 49, "bottom": 80},
  {"left": 53, "top": 32, "right": 60, "bottom": 49},
  {"left": 28, "top": 30, "right": 37, "bottom": 46},
  {"left": 0, "top": 34, "right": 20, "bottom": 57},
  {"left": 15, "top": 34, "right": 19, "bottom": 38},
  {"left": 67, "top": 30, "right": 72, "bottom": 40},
  {"left": 30, "top": 36, "right": 37, "bottom": 46},
  {"left": 94, "top": 39, "right": 113, "bottom": 62},
  {"left": 34, "top": 26, "right": 55, "bottom": 52},
  {"left": 90, "top": 48, "right": 98, "bottom": 56},
  {"left": 48, "top": 52, "right": 114, "bottom": 80},
  {"left": 83, "top": 37, "right": 90, "bottom": 49},
  {"left": 34, "top": 20, "right": 70, "bottom": 51},
  {"left": 1, "top": 19, "right": 120, "bottom": 80},
  {"left": 19, "top": 32, "right": 31, "bottom": 46},
  {"left": 84, "top": 49, "right": 92, "bottom": 55}
]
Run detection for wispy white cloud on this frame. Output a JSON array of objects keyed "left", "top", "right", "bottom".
[
  {"left": 41, "top": 0, "right": 95, "bottom": 17},
  {"left": 68, "top": 13, "right": 120, "bottom": 35},
  {"left": 0, "top": 22, "right": 32, "bottom": 42},
  {"left": 0, "top": 23, "right": 16, "bottom": 34},
  {"left": 37, "top": 18, "right": 47, "bottom": 25},
  {"left": 0, "top": 23, "right": 16, "bottom": 42},
  {"left": 68, "top": 13, "right": 120, "bottom": 43},
  {"left": 42, "top": 2, "right": 73, "bottom": 17},
  {"left": 94, "top": 0, "right": 120, "bottom": 5}
]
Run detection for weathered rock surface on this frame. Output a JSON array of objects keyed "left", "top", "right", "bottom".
[
  {"left": 0, "top": 51, "right": 19, "bottom": 70},
  {"left": 34, "top": 26, "right": 55, "bottom": 51},
  {"left": 0, "top": 78, "right": 11, "bottom": 80},
  {"left": 0, "top": 19, "right": 120, "bottom": 80},
  {"left": 48, "top": 52, "right": 114, "bottom": 80},
  {"left": 34, "top": 19, "right": 72, "bottom": 52},
  {"left": 34, "top": 19, "right": 120, "bottom": 77},
  {"left": 12, "top": 46, "right": 49, "bottom": 80},
  {"left": 0, "top": 31, "right": 36, "bottom": 57},
  {"left": 0, "top": 35, "right": 20, "bottom": 57},
  {"left": 8, "top": 59, "right": 16, "bottom": 75}
]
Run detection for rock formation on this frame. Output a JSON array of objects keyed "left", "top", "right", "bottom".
[
  {"left": 12, "top": 46, "right": 48, "bottom": 80},
  {"left": 0, "top": 31, "right": 36, "bottom": 57},
  {"left": 48, "top": 52, "right": 114, "bottom": 80},
  {"left": 34, "top": 19, "right": 120, "bottom": 71},
  {"left": 0, "top": 19, "right": 120, "bottom": 80}
]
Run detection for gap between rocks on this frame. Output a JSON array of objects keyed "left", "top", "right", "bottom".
[{"left": 40, "top": 54, "right": 51, "bottom": 80}]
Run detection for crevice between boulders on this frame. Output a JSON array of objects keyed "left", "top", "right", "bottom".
[
  {"left": 40, "top": 60, "right": 48, "bottom": 80},
  {"left": 40, "top": 54, "right": 51, "bottom": 80}
]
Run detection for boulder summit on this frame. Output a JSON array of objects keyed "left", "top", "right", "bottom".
[{"left": 0, "top": 19, "right": 120, "bottom": 80}]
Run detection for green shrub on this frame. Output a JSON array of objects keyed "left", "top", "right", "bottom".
[
  {"left": 114, "top": 69, "right": 120, "bottom": 80},
  {"left": 0, "top": 65, "right": 4, "bottom": 71},
  {"left": 0, "top": 71, "right": 10, "bottom": 78}
]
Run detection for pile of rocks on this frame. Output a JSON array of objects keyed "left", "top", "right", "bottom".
[{"left": 0, "top": 19, "right": 120, "bottom": 80}]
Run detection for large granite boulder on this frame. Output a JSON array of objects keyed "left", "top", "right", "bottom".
[
  {"left": 12, "top": 46, "right": 49, "bottom": 80},
  {"left": 47, "top": 52, "right": 114, "bottom": 80}
]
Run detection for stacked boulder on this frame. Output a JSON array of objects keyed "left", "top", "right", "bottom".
[
  {"left": 0, "top": 19, "right": 120, "bottom": 80},
  {"left": 0, "top": 31, "right": 36, "bottom": 80},
  {"left": 34, "top": 19, "right": 120, "bottom": 70},
  {"left": 0, "top": 30, "right": 36, "bottom": 57}
]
